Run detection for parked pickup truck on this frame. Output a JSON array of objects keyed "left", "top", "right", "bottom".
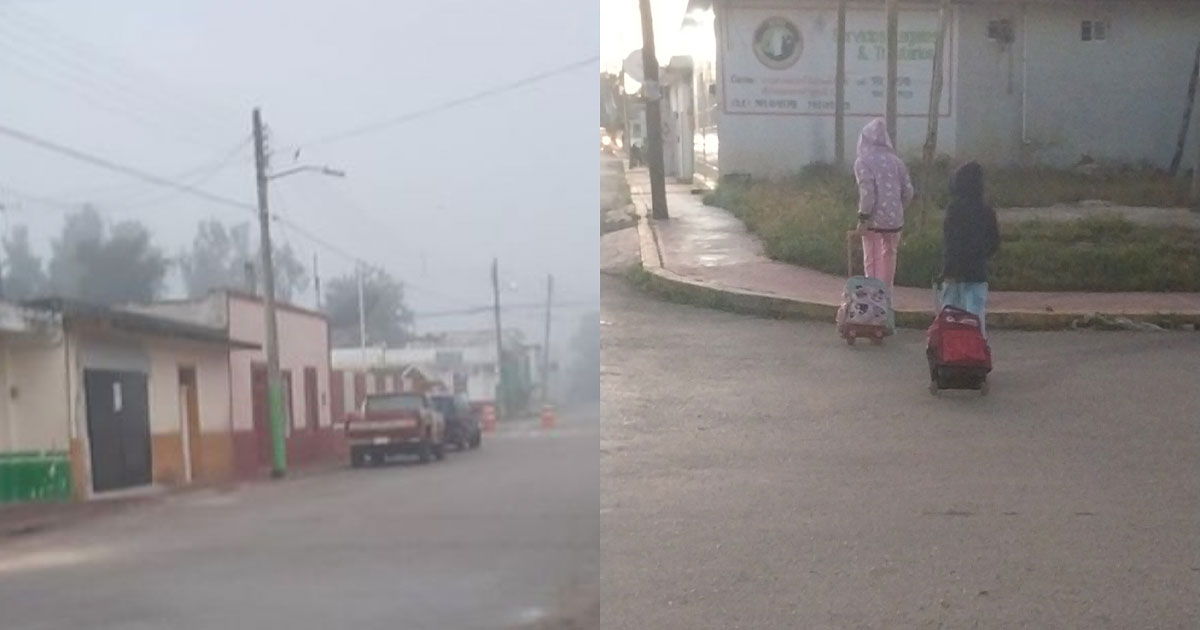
[{"left": 345, "top": 392, "right": 446, "bottom": 467}]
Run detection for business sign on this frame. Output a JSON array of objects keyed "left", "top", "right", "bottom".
[{"left": 723, "top": 8, "right": 952, "bottom": 116}]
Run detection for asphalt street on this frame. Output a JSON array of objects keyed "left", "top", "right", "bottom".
[
  {"left": 601, "top": 276, "right": 1199, "bottom": 630},
  {"left": 0, "top": 409, "right": 599, "bottom": 630}
]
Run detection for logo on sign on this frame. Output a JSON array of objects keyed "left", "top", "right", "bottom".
[{"left": 753, "top": 17, "right": 802, "bottom": 70}]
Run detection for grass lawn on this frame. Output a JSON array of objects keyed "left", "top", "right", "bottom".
[{"left": 704, "top": 164, "right": 1199, "bottom": 292}]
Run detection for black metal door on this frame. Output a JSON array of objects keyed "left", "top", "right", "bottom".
[{"left": 85, "top": 370, "right": 152, "bottom": 492}]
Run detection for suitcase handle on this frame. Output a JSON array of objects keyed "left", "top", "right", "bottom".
[{"left": 846, "top": 230, "right": 865, "bottom": 278}]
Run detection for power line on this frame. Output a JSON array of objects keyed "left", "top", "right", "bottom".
[
  {"left": 415, "top": 301, "right": 594, "bottom": 319},
  {"left": 0, "top": 123, "right": 257, "bottom": 215},
  {"left": 0, "top": 122, "right": 481, "bottom": 311},
  {"left": 56, "top": 136, "right": 253, "bottom": 204},
  {"left": 298, "top": 56, "right": 599, "bottom": 148},
  {"left": 0, "top": 4, "right": 241, "bottom": 134}
]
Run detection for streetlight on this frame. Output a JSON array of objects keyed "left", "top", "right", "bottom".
[
  {"left": 253, "top": 108, "right": 347, "bottom": 479},
  {"left": 268, "top": 165, "right": 346, "bottom": 181}
]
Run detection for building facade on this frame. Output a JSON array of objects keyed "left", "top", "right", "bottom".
[
  {"left": 129, "top": 290, "right": 338, "bottom": 478},
  {"left": 332, "top": 329, "right": 539, "bottom": 412},
  {"left": 673, "top": 0, "right": 1200, "bottom": 181},
  {"left": 0, "top": 300, "right": 249, "bottom": 501}
]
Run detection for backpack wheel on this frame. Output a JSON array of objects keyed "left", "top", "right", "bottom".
[
  {"left": 929, "top": 380, "right": 940, "bottom": 396},
  {"left": 980, "top": 380, "right": 990, "bottom": 396}
]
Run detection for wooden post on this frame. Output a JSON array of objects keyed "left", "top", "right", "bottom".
[
  {"left": 885, "top": 0, "right": 899, "bottom": 151},
  {"left": 920, "top": 0, "right": 950, "bottom": 229},
  {"left": 1170, "top": 41, "right": 1200, "bottom": 176},
  {"left": 835, "top": 0, "right": 847, "bottom": 167}
]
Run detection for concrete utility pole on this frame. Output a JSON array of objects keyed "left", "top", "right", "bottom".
[
  {"left": 541, "top": 274, "right": 553, "bottom": 406},
  {"left": 835, "top": 0, "right": 847, "bottom": 166},
  {"left": 252, "top": 108, "right": 287, "bottom": 478},
  {"left": 357, "top": 262, "right": 367, "bottom": 362},
  {"left": 491, "top": 258, "right": 504, "bottom": 421},
  {"left": 253, "top": 108, "right": 346, "bottom": 478},
  {"left": 885, "top": 0, "right": 899, "bottom": 150},
  {"left": 639, "top": 0, "right": 669, "bottom": 219}
]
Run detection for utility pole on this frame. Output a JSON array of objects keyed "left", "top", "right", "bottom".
[
  {"left": 834, "top": 0, "right": 847, "bottom": 167},
  {"left": 357, "top": 262, "right": 367, "bottom": 364},
  {"left": 253, "top": 107, "right": 287, "bottom": 478},
  {"left": 920, "top": 0, "right": 951, "bottom": 229},
  {"left": 313, "top": 253, "right": 322, "bottom": 311},
  {"left": 620, "top": 70, "right": 633, "bottom": 167},
  {"left": 885, "top": 0, "right": 900, "bottom": 150},
  {"left": 639, "top": 0, "right": 669, "bottom": 219},
  {"left": 491, "top": 258, "right": 504, "bottom": 421},
  {"left": 541, "top": 274, "right": 553, "bottom": 406},
  {"left": 1194, "top": 106, "right": 1200, "bottom": 205}
]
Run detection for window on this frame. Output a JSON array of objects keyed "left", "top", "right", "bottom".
[
  {"left": 987, "top": 19, "right": 1013, "bottom": 43},
  {"left": 1082, "top": 20, "right": 1108, "bottom": 42}
]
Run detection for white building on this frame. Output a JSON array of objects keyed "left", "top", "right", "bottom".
[
  {"left": 670, "top": 0, "right": 1200, "bottom": 182},
  {"left": 331, "top": 329, "right": 540, "bottom": 406}
]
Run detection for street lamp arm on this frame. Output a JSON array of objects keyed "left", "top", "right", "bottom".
[{"left": 267, "top": 165, "right": 347, "bottom": 181}]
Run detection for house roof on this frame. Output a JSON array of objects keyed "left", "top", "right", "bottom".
[{"left": 26, "top": 298, "right": 259, "bottom": 349}]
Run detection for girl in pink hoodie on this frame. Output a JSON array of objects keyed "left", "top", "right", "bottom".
[{"left": 853, "top": 119, "right": 914, "bottom": 288}]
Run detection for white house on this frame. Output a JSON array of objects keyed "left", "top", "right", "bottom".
[
  {"left": 331, "top": 329, "right": 540, "bottom": 407},
  {"left": 671, "top": 0, "right": 1200, "bottom": 182}
]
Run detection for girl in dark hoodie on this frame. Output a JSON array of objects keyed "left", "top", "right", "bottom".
[{"left": 940, "top": 162, "right": 1000, "bottom": 336}]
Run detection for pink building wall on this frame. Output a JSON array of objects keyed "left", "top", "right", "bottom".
[{"left": 226, "top": 292, "right": 337, "bottom": 477}]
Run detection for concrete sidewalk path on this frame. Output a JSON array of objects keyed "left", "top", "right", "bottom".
[{"left": 627, "top": 169, "right": 1200, "bottom": 330}]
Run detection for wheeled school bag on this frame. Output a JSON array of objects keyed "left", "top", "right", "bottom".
[
  {"left": 837, "top": 232, "right": 894, "bottom": 345},
  {"left": 926, "top": 303, "right": 991, "bottom": 396}
]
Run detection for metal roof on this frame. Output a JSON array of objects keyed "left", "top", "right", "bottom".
[{"left": 26, "top": 297, "right": 259, "bottom": 349}]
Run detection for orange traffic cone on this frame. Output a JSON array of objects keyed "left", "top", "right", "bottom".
[{"left": 540, "top": 404, "right": 556, "bottom": 429}]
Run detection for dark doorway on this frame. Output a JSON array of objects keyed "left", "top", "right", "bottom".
[
  {"left": 304, "top": 367, "right": 319, "bottom": 431},
  {"left": 85, "top": 370, "right": 151, "bottom": 493}
]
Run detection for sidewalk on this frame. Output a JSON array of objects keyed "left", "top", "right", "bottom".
[{"left": 627, "top": 169, "right": 1200, "bottom": 330}]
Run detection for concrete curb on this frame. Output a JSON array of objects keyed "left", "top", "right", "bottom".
[{"left": 629, "top": 179, "right": 1200, "bottom": 332}]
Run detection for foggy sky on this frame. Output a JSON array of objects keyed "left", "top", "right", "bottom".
[{"left": 0, "top": 0, "right": 599, "bottom": 350}]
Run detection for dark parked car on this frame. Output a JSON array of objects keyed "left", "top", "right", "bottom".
[{"left": 431, "top": 393, "right": 481, "bottom": 451}]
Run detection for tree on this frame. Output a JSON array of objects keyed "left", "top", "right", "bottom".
[
  {"left": 47, "top": 206, "right": 169, "bottom": 304},
  {"left": 2, "top": 225, "right": 47, "bottom": 301},
  {"left": 179, "top": 219, "right": 309, "bottom": 302},
  {"left": 323, "top": 267, "right": 412, "bottom": 347},
  {"left": 270, "top": 242, "right": 309, "bottom": 303}
]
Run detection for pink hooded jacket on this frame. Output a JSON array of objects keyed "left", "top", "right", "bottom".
[{"left": 853, "top": 119, "right": 914, "bottom": 232}]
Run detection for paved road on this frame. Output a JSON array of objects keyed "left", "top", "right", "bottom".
[
  {"left": 601, "top": 277, "right": 1199, "bottom": 630},
  {"left": 0, "top": 409, "right": 599, "bottom": 630}
]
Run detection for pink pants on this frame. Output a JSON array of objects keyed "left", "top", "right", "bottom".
[{"left": 862, "top": 231, "right": 900, "bottom": 288}]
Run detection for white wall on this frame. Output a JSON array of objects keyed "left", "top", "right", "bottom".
[
  {"left": 953, "top": 2, "right": 1025, "bottom": 164},
  {"left": 0, "top": 337, "right": 70, "bottom": 453},
  {"left": 146, "top": 340, "right": 231, "bottom": 435},
  {"left": 714, "top": 0, "right": 957, "bottom": 178},
  {"left": 1014, "top": 1, "right": 1200, "bottom": 167}
]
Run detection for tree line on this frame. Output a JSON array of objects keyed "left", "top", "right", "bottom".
[{"left": 1, "top": 208, "right": 412, "bottom": 346}]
